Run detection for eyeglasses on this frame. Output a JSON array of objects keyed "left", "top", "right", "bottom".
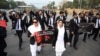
[{"left": 33, "top": 22, "right": 38, "bottom": 23}]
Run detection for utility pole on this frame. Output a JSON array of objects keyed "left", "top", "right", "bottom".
[{"left": 79, "top": 0, "right": 82, "bottom": 9}]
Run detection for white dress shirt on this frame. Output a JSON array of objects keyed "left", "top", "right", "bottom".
[{"left": 16, "top": 19, "right": 22, "bottom": 30}]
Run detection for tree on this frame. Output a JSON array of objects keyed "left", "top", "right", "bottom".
[
  {"left": 47, "top": 1, "right": 55, "bottom": 9},
  {"left": 0, "top": 0, "right": 9, "bottom": 9},
  {"left": 8, "top": 0, "right": 17, "bottom": 9},
  {"left": 73, "top": 0, "right": 100, "bottom": 9},
  {"left": 63, "top": 1, "right": 73, "bottom": 8}
]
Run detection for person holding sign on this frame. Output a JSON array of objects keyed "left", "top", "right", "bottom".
[{"left": 28, "top": 18, "right": 42, "bottom": 56}]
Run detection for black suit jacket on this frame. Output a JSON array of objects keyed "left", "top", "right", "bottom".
[
  {"left": 56, "top": 16, "right": 66, "bottom": 23},
  {"left": 69, "top": 19, "right": 79, "bottom": 34},
  {"left": 52, "top": 27, "right": 69, "bottom": 48},
  {"left": 80, "top": 17, "right": 87, "bottom": 23},
  {"left": 47, "top": 16, "right": 55, "bottom": 26},
  {"left": 80, "top": 16, "right": 91, "bottom": 23},
  {"left": 36, "top": 15, "right": 48, "bottom": 30},
  {"left": 23, "top": 15, "right": 33, "bottom": 26},
  {"left": 14, "top": 19, "right": 24, "bottom": 30},
  {"left": 92, "top": 16, "right": 98, "bottom": 24}
]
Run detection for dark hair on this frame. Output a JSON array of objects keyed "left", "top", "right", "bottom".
[
  {"left": 96, "top": 13, "right": 100, "bottom": 15},
  {"left": 73, "top": 13, "right": 77, "bottom": 16},
  {"left": 50, "top": 12, "right": 54, "bottom": 15},
  {"left": 57, "top": 19, "right": 64, "bottom": 23},
  {"left": 16, "top": 13, "right": 21, "bottom": 19},
  {"left": 59, "top": 11, "right": 64, "bottom": 14},
  {"left": 33, "top": 18, "right": 38, "bottom": 22}
]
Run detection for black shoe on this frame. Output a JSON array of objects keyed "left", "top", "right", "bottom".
[
  {"left": 37, "top": 51, "right": 40, "bottom": 54},
  {"left": 70, "top": 44, "right": 72, "bottom": 47},
  {"left": 83, "top": 40, "right": 86, "bottom": 43},
  {"left": 14, "top": 33, "right": 17, "bottom": 36},
  {"left": 19, "top": 47, "right": 22, "bottom": 50},
  {"left": 93, "top": 39, "right": 97, "bottom": 41},
  {"left": 99, "top": 34, "right": 100, "bottom": 38},
  {"left": 88, "top": 35, "right": 90, "bottom": 39},
  {"left": 0, "top": 52, "right": 7, "bottom": 56},
  {"left": 73, "top": 46, "right": 78, "bottom": 50}
]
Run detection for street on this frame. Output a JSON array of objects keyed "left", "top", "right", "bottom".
[{"left": 4, "top": 14, "right": 100, "bottom": 56}]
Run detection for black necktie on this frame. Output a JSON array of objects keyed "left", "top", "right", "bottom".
[
  {"left": 26, "top": 16, "right": 28, "bottom": 23},
  {"left": 98, "top": 19, "right": 99, "bottom": 28},
  {"left": 17, "top": 20, "right": 19, "bottom": 29}
]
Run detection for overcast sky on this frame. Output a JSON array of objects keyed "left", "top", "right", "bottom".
[{"left": 14, "top": 0, "right": 73, "bottom": 8}]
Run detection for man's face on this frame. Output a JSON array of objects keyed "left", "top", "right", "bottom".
[
  {"left": 60, "top": 13, "right": 64, "bottom": 16},
  {"left": 96, "top": 15, "right": 100, "bottom": 18},
  {"left": 74, "top": 15, "right": 77, "bottom": 19},
  {"left": 50, "top": 13, "right": 53, "bottom": 17},
  {"left": 16, "top": 15, "right": 20, "bottom": 19},
  {"left": 85, "top": 13, "right": 89, "bottom": 16},
  {"left": 39, "top": 11, "right": 42, "bottom": 15}
]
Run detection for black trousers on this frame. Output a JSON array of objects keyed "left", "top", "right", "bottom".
[
  {"left": 0, "top": 36, "right": 7, "bottom": 56},
  {"left": 88, "top": 28, "right": 99, "bottom": 40},
  {"left": 83, "top": 33, "right": 88, "bottom": 41},
  {"left": 69, "top": 32, "right": 79, "bottom": 47},
  {"left": 16, "top": 30, "right": 23, "bottom": 48}
]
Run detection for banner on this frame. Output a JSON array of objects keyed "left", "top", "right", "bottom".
[{"left": 34, "top": 30, "right": 54, "bottom": 44}]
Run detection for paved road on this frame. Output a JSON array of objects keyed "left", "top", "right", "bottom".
[{"left": 4, "top": 14, "right": 100, "bottom": 56}]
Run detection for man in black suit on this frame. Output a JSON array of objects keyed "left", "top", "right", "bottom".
[
  {"left": 56, "top": 11, "right": 66, "bottom": 23},
  {"left": 9, "top": 11, "right": 16, "bottom": 29},
  {"left": 22, "top": 11, "right": 33, "bottom": 37},
  {"left": 36, "top": 10, "right": 48, "bottom": 30},
  {"left": 81, "top": 12, "right": 92, "bottom": 42},
  {"left": 15, "top": 13, "right": 24, "bottom": 50},
  {"left": 69, "top": 13, "right": 79, "bottom": 49},
  {"left": 88, "top": 13, "right": 100, "bottom": 41},
  {"left": 23, "top": 11, "right": 33, "bottom": 31},
  {"left": 47, "top": 12, "right": 55, "bottom": 30},
  {"left": 36, "top": 10, "right": 48, "bottom": 46}
]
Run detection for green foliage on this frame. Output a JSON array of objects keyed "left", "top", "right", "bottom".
[
  {"left": 0, "top": 0, "right": 9, "bottom": 9},
  {"left": 47, "top": 1, "right": 55, "bottom": 9}
]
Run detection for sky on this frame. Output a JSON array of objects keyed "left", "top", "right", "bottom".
[{"left": 14, "top": 0, "right": 73, "bottom": 8}]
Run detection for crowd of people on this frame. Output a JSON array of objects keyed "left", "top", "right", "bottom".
[{"left": 0, "top": 9, "right": 100, "bottom": 56}]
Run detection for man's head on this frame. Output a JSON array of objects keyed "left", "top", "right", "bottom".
[
  {"left": 73, "top": 13, "right": 77, "bottom": 19},
  {"left": 38, "top": 10, "right": 43, "bottom": 15},
  {"left": 59, "top": 11, "right": 64, "bottom": 16},
  {"left": 96, "top": 13, "right": 100, "bottom": 18}
]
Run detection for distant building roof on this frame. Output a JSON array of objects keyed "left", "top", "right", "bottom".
[{"left": 18, "top": 6, "right": 32, "bottom": 8}]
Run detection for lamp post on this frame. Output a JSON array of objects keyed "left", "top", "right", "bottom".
[{"left": 78, "top": 0, "right": 82, "bottom": 9}]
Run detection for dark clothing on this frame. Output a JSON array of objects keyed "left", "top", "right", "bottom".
[
  {"left": 47, "top": 16, "right": 55, "bottom": 29},
  {"left": 56, "top": 16, "right": 66, "bottom": 23},
  {"left": 69, "top": 19, "right": 79, "bottom": 47},
  {"left": 0, "top": 27, "right": 7, "bottom": 56},
  {"left": 88, "top": 17, "right": 100, "bottom": 40},
  {"left": 16, "top": 30, "right": 23, "bottom": 48},
  {"left": 15, "top": 19, "right": 24, "bottom": 49},
  {"left": 36, "top": 15, "right": 48, "bottom": 30},
  {"left": 9, "top": 15, "right": 16, "bottom": 29}
]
